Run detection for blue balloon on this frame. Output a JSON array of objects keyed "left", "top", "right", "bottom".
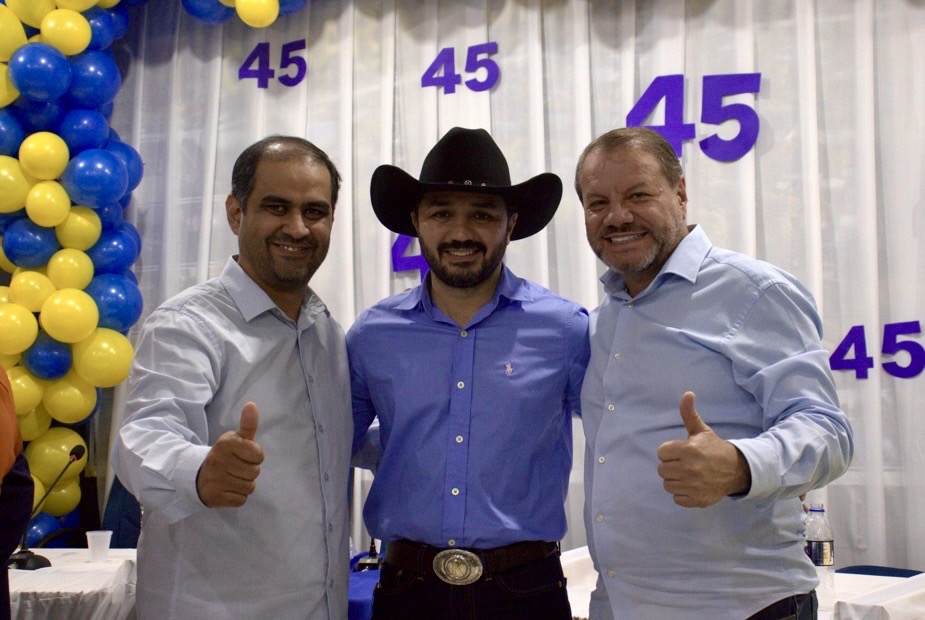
[
  {"left": 1, "top": 218, "right": 61, "bottom": 269},
  {"left": 86, "top": 227, "right": 139, "bottom": 274},
  {"left": 182, "top": 0, "right": 234, "bottom": 24},
  {"left": 9, "top": 98, "right": 66, "bottom": 134},
  {"left": 104, "top": 139, "right": 143, "bottom": 193},
  {"left": 60, "top": 148, "right": 129, "bottom": 208},
  {"left": 66, "top": 50, "right": 122, "bottom": 110},
  {"left": 85, "top": 273, "right": 144, "bottom": 332},
  {"left": 107, "top": 5, "right": 130, "bottom": 40},
  {"left": 22, "top": 331, "right": 73, "bottom": 381},
  {"left": 83, "top": 7, "right": 117, "bottom": 51},
  {"left": 8, "top": 43, "right": 72, "bottom": 103},
  {"left": 119, "top": 191, "right": 132, "bottom": 209},
  {"left": 280, "top": 0, "right": 307, "bottom": 16},
  {"left": 26, "top": 513, "right": 62, "bottom": 548},
  {"left": 94, "top": 202, "right": 124, "bottom": 231},
  {"left": 56, "top": 108, "right": 110, "bottom": 154},
  {"left": 119, "top": 222, "right": 142, "bottom": 255},
  {"left": 58, "top": 509, "right": 81, "bottom": 529},
  {"left": 0, "top": 210, "right": 26, "bottom": 235},
  {"left": 0, "top": 109, "right": 25, "bottom": 156}
]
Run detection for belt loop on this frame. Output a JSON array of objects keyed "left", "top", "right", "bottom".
[{"left": 416, "top": 541, "right": 427, "bottom": 579}]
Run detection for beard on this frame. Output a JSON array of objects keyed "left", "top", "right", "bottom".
[
  {"left": 421, "top": 238, "right": 507, "bottom": 289},
  {"left": 593, "top": 214, "right": 687, "bottom": 275}
]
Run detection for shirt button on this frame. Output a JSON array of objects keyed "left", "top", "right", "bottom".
[
  {"left": 460, "top": 330, "right": 468, "bottom": 337},
  {"left": 457, "top": 381, "right": 465, "bottom": 389},
  {"left": 607, "top": 404, "right": 615, "bottom": 411},
  {"left": 596, "top": 514, "right": 604, "bottom": 522},
  {"left": 607, "top": 570, "right": 616, "bottom": 578},
  {"left": 626, "top": 302, "right": 634, "bottom": 308},
  {"left": 456, "top": 435, "right": 464, "bottom": 443},
  {"left": 614, "top": 353, "right": 622, "bottom": 360},
  {"left": 329, "top": 579, "right": 335, "bottom": 587},
  {"left": 451, "top": 488, "right": 460, "bottom": 496},
  {"left": 448, "top": 539, "right": 456, "bottom": 546},
  {"left": 328, "top": 523, "right": 333, "bottom": 531},
  {"left": 323, "top": 473, "right": 329, "bottom": 481},
  {"left": 598, "top": 456, "right": 606, "bottom": 464},
  {"left": 318, "top": 424, "right": 324, "bottom": 433}
]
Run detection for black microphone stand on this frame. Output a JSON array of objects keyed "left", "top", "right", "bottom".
[{"left": 7, "top": 445, "right": 86, "bottom": 570}]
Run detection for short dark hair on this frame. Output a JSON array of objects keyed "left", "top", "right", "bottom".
[
  {"left": 574, "top": 127, "right": 683, "bottom": 201},
  {"left": 230, "top": 135, "right": 342, "bottom": 209}
]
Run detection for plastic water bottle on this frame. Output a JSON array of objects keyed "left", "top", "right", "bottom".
[{"left": 804, "top": 503, "right": 835, "bottom": 610}]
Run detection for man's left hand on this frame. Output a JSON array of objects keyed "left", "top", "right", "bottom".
[{"left": 656, "top": 391, "right": 751, "bottom": 508}]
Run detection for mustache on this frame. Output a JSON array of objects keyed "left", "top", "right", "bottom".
[
  {"left": 271, "top": 234, "right": 318, "bottom": 249},
  {"left": 438, "top": 240, "right": 486, "bottom": 253},
  {"left": 601, "top": 225, "right": 645, "bottom": 236}
]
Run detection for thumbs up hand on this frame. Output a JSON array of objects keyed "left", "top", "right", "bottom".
[
  {"left": 196, "top": 403, "right": 265, "bottom": 508},
  {"left": 656, "top": 392, "right": 751, "bottom": 508}
]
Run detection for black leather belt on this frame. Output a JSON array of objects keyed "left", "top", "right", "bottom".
[{"left": 384, "top": 539, "right": 559, "bottom": 586}]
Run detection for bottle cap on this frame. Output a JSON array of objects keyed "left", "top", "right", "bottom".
[{"left": 810, "top": 503, "right": 825, "bottom": 511}]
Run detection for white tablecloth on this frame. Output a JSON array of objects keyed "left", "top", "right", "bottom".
[
  {"left": 9, "top": 548, "right": 137, "bottom": 620},
  {"left": 561, "top": 546, "right": 925, "bottom": 620}
]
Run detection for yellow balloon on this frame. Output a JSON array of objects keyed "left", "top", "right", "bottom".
[
  {"left": 236, "top": 0, "right": 279, "bottom": 28},
  {"left": 0, "top": 352, "right": 19, "bottom": 369},
  {"left": 0, "top": 302, "right": 39, "bottom": 355},
  {"left": 10, "top": 270, "right": 57, "bottom": 312},
  {"left": 6, "top": 365, "right": 44, "bottom": 415},
  {"left": 0, "top": 5, "right": 28, "bottom": 63},
  {"left": 30, "top": 474, "right": 46, "bottom": 512},
  {"left": 23, "top": 426, "right": 87, "bottom": 486},
  {"left": 25, "top": 180, "right": 72, "bottom": 227},
  {"left": 5, "top": 0, "right": 57, "bottom": 29},
  {"left": 42, "top": 370, "right": 96, "bottom": 423},
  {"left": 40, "top": 9, "right": 91, "bottom": 56},
  {"left": 0, "top": 242, "right": 17, "bottom": 273},
  {"left": 54, "top": 0, "right": 100, "bottom": 12},
  {"left": 0, "top": 62, "right": 20, "bottom": 108},
  {"left": 55, "top": 206, "right": 102, "bottom": 250},
  {"left": 40, "top": 288, "right": 98, "bottom": 343},
  {"left": 40, "top": 476, "right": 81, "bottom": 516},
  {"left": 46, "top": 248, "right": 94, "bottom": 290},
  {"left": 72, "top": 327, "right": 133, "bottom": 387},
  {"left": 96, "top": 0, "right": 120, "bottom": 8},
  {"left": 0, "top": 285, "right": 8, "bottom": 303},
  {"left": 18, "top": 402, "right": 53, "bottom": 441},
  {"left": 19, "top": 132, "right": 70, "bottom": 181},
  {"left": 0, "top": 155, "right": 32, "bottom": 213},
  {"left": 219, "top": 0, "right": 236, "bottom": 6}
]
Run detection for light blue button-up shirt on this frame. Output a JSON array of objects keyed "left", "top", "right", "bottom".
[
  {"left": 114, "top": 257, "right": 352, "bottom": 619},
  {"left": 348, "top": 266, "right": 590, "bottom": 549},
  {"left": 582, "top": 226, "right": 853, "bottom": 619}
]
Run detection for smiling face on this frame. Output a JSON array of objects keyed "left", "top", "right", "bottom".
[
  {"left": 579, "top": 145, "right": 688, "bottom": 296},
  {"left": 411, "top": 190, "right": 516, "bottom": 291},
  {"left": 226, "top": 156, "right": 334, "bottom": 312}
]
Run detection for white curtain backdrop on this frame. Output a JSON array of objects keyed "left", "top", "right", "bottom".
[{"left": 101, "top": 0, "right": 925, "bottom": 569}]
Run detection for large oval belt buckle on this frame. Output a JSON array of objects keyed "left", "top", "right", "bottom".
[{"left": 432, "top": 549, "right": 483, "bottom": 585}]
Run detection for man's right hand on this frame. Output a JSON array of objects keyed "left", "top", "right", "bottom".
[{"left": 196, "top": 403, "right": 264, "bottom": 508}]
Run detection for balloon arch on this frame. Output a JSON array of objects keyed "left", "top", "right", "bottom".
[{"left": 0, "top": 0, "right": 281, "bottom": 543}]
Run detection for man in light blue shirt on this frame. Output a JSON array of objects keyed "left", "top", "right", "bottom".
[
  {"left": 575, "top": 127, "right": 853, "bottom": 619},
  {"left": 349, "top": 127, "right": 590, "bottom": 619},
  {"left": 113, "top": 136, "right": 352, "bottom": 619}
]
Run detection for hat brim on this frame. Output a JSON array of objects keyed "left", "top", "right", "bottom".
[{"left": 370, "top": 165, "right": 563, "bottom": 240}]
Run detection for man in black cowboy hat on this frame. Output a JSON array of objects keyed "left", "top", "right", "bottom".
[{"left": 349, "top": 127, "right": 590, "bottom": 619}]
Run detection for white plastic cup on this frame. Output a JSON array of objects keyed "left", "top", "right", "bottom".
[{"left": 86, "top": 530, "right": 113, "bottom": 562}]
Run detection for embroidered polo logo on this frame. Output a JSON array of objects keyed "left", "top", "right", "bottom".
[{"left": 505, "top": 362, "right": 514, "bottom": 376}]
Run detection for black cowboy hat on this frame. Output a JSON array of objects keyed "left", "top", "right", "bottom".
[{"left": 370, "top": 127, "right": 562, "bottom": 240}]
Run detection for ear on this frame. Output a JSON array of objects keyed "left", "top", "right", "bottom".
[
  {"left": 226, "top": 194, "right": 243, "bottom": 235},
  {"left": 676, "top": 176, "right": 688, "bottom": 218},
  {"left": 505, "top": 211, "right": 518, "bottom": 242},
  {"left": 410, "top": 210, "right": 420, "bottom": 235}
]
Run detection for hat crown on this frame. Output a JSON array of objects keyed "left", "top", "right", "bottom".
[{"left": 418, "top": 127, "right": 512, "bottom": 188}]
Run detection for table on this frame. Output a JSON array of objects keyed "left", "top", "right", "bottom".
[
  {"left": 560, "top": 546, "right": 925, "bottom": 620},
  {"left": 8, "top": 548, "right": 137, "bottom": 620}
]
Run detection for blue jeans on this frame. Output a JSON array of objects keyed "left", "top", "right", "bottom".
[{"left": 372, "top": 551, "right": 572, "bottom": 620}]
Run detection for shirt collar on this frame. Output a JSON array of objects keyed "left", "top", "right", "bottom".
[
  {"left": 601, "top": 224, "right": 711, "bottom": 298},
  {"left": 220, "top": 256, "right": 326, "bottom": 325}
]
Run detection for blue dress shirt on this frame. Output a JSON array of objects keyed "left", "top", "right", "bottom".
[
  {"left": 348, "top": 266, "right": 590, "bottom": 549},
  {"left": 582, "top": 226, "right": 854, "bottom": 619}
]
